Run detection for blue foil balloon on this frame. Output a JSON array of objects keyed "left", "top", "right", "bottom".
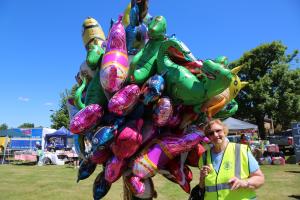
[
  {"left": 125, "top": 2, "right": 148, "bottom": 55},
  {"left": 77, "top": 159, "right": 97, "bottom": 182},
  {"left": 141, "top": 74, "right": 165, "bottom": 105},
  {"left": 91, "top": 126, "right": 117, "bottom": 152},
  {"left": 73, "top": 134, "right": 85, "bottom": 159},
  {"left": 93, "top": 171, "right": 111, "bottom": 200}
]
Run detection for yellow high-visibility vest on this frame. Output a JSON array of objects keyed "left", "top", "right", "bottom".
[{"left": 199, "top": 142, "right": 257, "bottom": 200}]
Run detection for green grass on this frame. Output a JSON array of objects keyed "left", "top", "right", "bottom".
[{"left": 0, "top": 164, "right": 299, "bottom": 200}]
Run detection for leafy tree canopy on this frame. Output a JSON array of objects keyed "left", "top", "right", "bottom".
[
  {"left": 230, "top": 41, "right": 299, "bottom": 139},
  {"left": 50, "top": 89, "right": 72, "bottom": 130},
  {"left": 0, "top": 123, "right": 8, "bottom": 130},
  {"left": 18, "top": 123, "right": 35, "bottom": 128}
]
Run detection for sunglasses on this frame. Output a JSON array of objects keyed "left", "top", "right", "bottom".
[{"left": 207, "top": 129, "right": 223, "bottom": 136}]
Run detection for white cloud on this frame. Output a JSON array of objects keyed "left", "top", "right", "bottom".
[
  {"left": 44, "top": 102, "right": 53, "bottom": 106},
  {"left": 18, "top": 96, "right": 30, "bottom": 102}
]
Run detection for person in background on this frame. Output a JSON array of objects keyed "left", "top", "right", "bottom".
[
  {"left": 35, "top": 142, "right": 43, "bottom": 165},
  {"left": 198, "top": 119, "right": 264, "bottom": 200},
  {"left": 84, "top": 137, "right": 92, "bottom": 153},
  {"left": 71, "top": 145, "right": 79, "bottom": 168},
  {"left": 240, "top": 133, "right": 249, "bottom": 145}
]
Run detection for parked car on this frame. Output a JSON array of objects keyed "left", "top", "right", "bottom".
[
  {"left": 42, "top": 151, "right": 69, "bottom": 165},
  {"left": 227, "top": 135, "right": 241, "bottom": 143},
  {"left": 267, "top": 129, "right": 294, "bottom": 154}
]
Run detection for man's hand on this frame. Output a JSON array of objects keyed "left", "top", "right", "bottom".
[
  {"left": 199, "top": 165, "right": 211, "bottom": 188},
  {"left": 200, "top": 165, "right": 211, "bottom": 180},
  {"left": 228, "top": 177, "right": 248, "bottom": 190}
]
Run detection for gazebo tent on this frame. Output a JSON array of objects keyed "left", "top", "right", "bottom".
[
  {"left": 223, "top": 117, "right": 258, "bottom": 133},
  {"left": 44, "top": 127, "right": 73, "bottom": 150}
]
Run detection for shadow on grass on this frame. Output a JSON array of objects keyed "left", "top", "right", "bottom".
[
  {"left": 288, "top": 195, "right": 300, "bottom": 199},
  {"left": 11, "top": 161, "right": 37, "bottom": 166},
  {"left": 285, "top": 170, "right": 300, "bottom": 174}
]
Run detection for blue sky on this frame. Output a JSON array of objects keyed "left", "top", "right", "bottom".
[{"left": 0, "top": 0, "right": 299, "bottom": 128}]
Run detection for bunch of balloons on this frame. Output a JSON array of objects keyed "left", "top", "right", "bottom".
[{"left": 66, "top": 0, "right": 248, "bottom": 199}]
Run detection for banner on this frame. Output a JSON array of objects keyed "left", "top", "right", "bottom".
[{"left": 292, "top": 122, "right": 300, "bottom": 163}]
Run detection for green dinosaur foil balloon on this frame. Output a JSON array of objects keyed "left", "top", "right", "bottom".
[
  {"left": 129, "top": 16, "right": 167, "bottom": 85},
  {"left": 214, "top": 99, "right": 238, "bottom": 119},
  {"left": 74, "top": 77, "right": 87, "bottom": 110},
  {"left": 84, "top": 69, "right": 107, "bottom": 106},
  {"left": 214, "top": 56, "right": 228, "bottom": 67},
  {"left": 157, "top": 38, "right": 233, "bottom": 111},
  {"left": 86, "top": 43, "right": 105, "bottom": 71}
]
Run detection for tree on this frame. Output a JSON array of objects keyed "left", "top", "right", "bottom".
[
  {"left": 50, "top": 89, "right": 71, "bottom": 130},
  {"left": 0, "top": 123, "right": 8, "bottom": 130},
  {"left": 18, "top": 123, "right": 34, "bottom": 128},
  {"left": 269, "top": 63, "right": 300, "bottom": 129},
  {"left": 230, "top": 41, "right": 300, "bottom": 139}
]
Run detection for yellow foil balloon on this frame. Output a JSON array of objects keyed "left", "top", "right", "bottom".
[
  {"left": 82, "top": 17, "right": 106, "bottom": 49},
  {"left": 201, "top": 65, "right": 248, "bottom": 118},
  {"left": 122, "top": 2, "right": 131, "bottom": 27}
]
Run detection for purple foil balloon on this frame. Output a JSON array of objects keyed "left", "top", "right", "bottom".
[
  {"left": 159, "top": 132, "right": 206, "bottom": 157},
  {"left": 70, "top": 104, "right": 104, "bottom": 134},
  {"left": 105, "top": 156, "right": 126, "bottom": 183},
  {"left": 132, "top": 130, "right": 205, "bottom": 179},
  {"left": 108, "top": 84, "right": 140, "bottom": 116},
  {"left": 153, "top": 97, "right": 173, "bottom": 127},
  {"left": 184, "top": 125, "right": 210, "bottom": 143},
  {"left": 100, "top": 16, "right": 129, "bottom": 94},
  {"left": 111, "top": 119, "right": 143, "bottom": 159}
]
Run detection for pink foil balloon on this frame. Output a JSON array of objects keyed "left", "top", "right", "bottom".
[
  {"left": 132, "top": 130, "right": 205, "bottom": 179},
  {"left": 100, "top": 16, "right": 128, "bottom": 94},
  {"left": 108, "top": 84, "right": 140, "bottom": 116},
  {"left": 153, "top": 97, "right": 173, "bottom": 127},
  {"left": 111, "top": 119, "right": 143, "bottom": 159},
  {"left": 125, "top": 176, "right": 156, "bottom": 199},
  {"left": 70, "top": 104, "right": 104, "bottom": 134},
  {"left": 125, "top": 175, "right": 145, "bottom": 195},
  {"left": 135, "top": 178, "right": 156, "bottom": 199},
  {"left": 105, "top": 156, "right": 126, "bottom": 183},
  {"left": 90, "top": 148, "right": 111, "bottom": 165}
]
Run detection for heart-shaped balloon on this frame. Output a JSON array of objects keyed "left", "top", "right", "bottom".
[
  {"left": 70, "top": 104, "right": 104, "bottom": 134},
  {"left": 108, "top": 84, "right": 140, "bottom": 116}
]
